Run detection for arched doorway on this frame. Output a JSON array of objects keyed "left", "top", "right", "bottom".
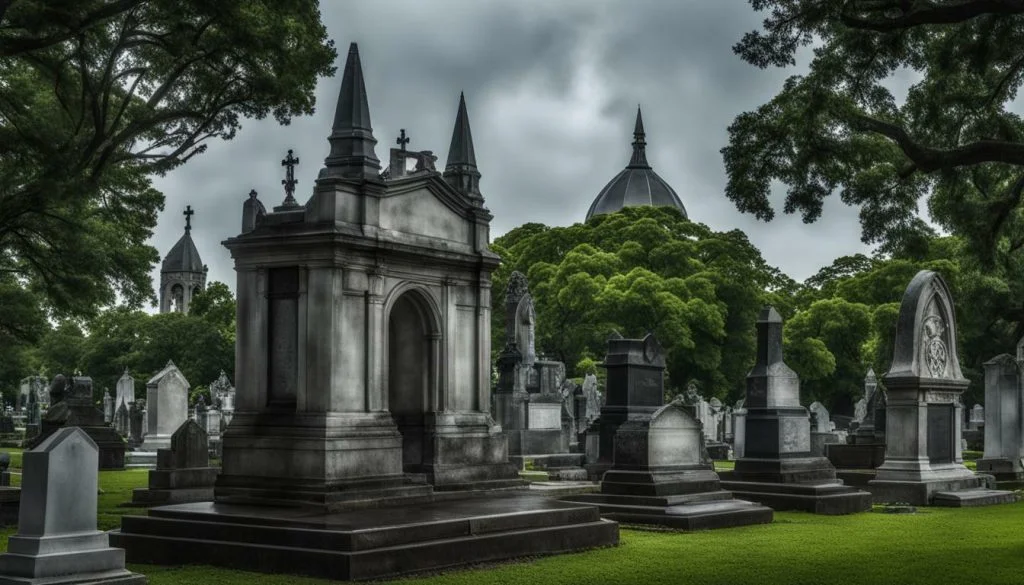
[{"left": 387, "top": 290, "right": 436, "bottom": 473}]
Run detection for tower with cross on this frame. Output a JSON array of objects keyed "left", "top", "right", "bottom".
[{"left": 158, "top": 204, "right": 208, "bottom": 314}]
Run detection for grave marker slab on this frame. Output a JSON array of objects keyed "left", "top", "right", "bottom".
[{"left": 0, "top": 427, "right": 144, "bottom": 584}]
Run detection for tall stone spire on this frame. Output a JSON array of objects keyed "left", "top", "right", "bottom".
[
  {"left": 627, "top": 105, "right": 650, "bottom": 169},
  {"left": 444, "top": 92, "right": 482, "bottom": 199},
  {"left": 321, "top": 43, "right": 380, "bottom": 180}
]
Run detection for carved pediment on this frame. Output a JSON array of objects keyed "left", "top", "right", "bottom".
[{"left": 886, "top": 270, "right": 966, "bottom": 383}]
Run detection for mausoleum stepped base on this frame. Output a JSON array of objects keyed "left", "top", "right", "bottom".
[
  {"left": 110, "top": 494, "right": 618, "bottom": 581},
  {"left": 563, "top": 489, "right": 773, "bottom": 531},
  {"left": 932, "top": 488, "right": 1019, "bottom": 507},
  {"left": 867, "top": 475, "right": 1017, "bottom": 506},
  {"left": 510, "top": 453, "right": 588, "bottom": 481},
  {"left": 717, "top": 477, "right": 873, "bottom": 515}
]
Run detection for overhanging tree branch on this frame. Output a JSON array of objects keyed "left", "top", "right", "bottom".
[{"left": 840, "top": 0, "right": 1024, "bottom": 32}]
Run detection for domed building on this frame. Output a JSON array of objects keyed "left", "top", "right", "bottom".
[
  {"left": 586, "top": 107, "right": 687, "bottom": 221},
  {"left": 159, "top": 205, "right": 207, "bottom": 313}
]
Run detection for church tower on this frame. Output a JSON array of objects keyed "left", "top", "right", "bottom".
[{"left": 159, "top": 205, "right": 207, "bottom": 313}]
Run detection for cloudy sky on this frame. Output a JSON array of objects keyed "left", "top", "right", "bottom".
[{"left": 150, "top": 0, "right": 875, "bottom": 306}]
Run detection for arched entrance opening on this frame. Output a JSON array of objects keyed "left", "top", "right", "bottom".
[{"left": 387, "top": 290, "right": 436, "bottom": 473}]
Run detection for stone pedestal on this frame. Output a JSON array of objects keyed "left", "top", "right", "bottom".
[
  {"left": 868, "top": 271, "right": 1016, "bottom": 506},
  {"left": 492, "top": 274, "right": 586, "bottom": 480},
  {"left": 0, "top": 427, "right": 145, "bottom": 585},
  {"left": 974, "top": 350, "right": 1024, "bottom": 487},
  {"left": 720, "top": 307, "right": 871, "bottom": 515},
  {"left": 565, "top": 334, "right": 772, "bottom": 529},
  {"left": 131, "top": 420, "right": 218, "bottom": 506}
]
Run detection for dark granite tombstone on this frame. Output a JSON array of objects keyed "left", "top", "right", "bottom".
[
  {"left": 868, "top": 270, "right": 1016, "bottom": 506},
  {"left": 564, "top": 333, "right": 772, "bottom": 529},
  {"left": 131, "top": 419, "right": 218, "bottom": 506},
  {"left": 0, "top": 417, "right": 14, "bottom": 435},
  {"left": 26, "top": 376, "right": 126, "bottom": 470},
  {"left": 719, "top": 307, "right": 872, "bottom": 515}
]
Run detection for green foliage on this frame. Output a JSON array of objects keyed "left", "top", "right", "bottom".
[
  {"left": 790, "top": 236, "right": 1021, "bottom": 410},
  {"left": 493, "top": 207, "right": 787, "bottom": 401},
  {"left": 725, "top": 1, "right": 1024, "bottom": 277},
  {"left": 1, "top": 281, "right": 238, "bottom": 401},
  {"left": 0, "top": 0, "right": 336, "bottom": 335}
]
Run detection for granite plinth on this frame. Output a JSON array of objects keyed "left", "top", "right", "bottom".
[
  {"left": 718, "top": 475, "right": 872, "bottom": 515},
  {"left": 826, "top": 443, "right": 886, "bottom": 470},
  {"left": 931, "top": 488, "right": 1019, "bottom": 507},
  {"left": 110, "top": 494, "right": 618, "bottom": 581},
  {"left": 510, "top": 453, "right": 587, "bottom": 481},
  {"left": 731, "top": 456, "right": 838, "bottom": 484},
  {"left": 976, "top": 458, "right": 1024, "bottom": 483},
  {"left": 124, "top": 451, "right": 156, "bottom": 469},
  {"left": 564, "top": 490, "right": 772, "bottom": 531},
  {"left": 0, "top": 488, "right": 18, "bottom": 527},
  {"left": 866, "top": 475, "right": 1015, "bottom": 506}
]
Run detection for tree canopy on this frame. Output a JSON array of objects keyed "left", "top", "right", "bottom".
[
  {"left": 0, "top": 0, "right": 336, "bottom": 339},
  {"left": 724, "top": 1, "right": 1024, "bottom": 274},
  {"left": 492, "top": 206, "right": 791, "bottom": 402}
]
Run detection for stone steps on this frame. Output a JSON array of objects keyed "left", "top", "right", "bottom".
[
  {"left": 932, "top": 488, "right": 1019, "bottom": 507},
  {"left": 562, "top": 494, "right": 773, "bottom": 531},
  {"left": 110, "top": 495, "right": 619, "bottom": 581},
  {"left": 718, "top": 481, "right": 873, "bottom": 515}
]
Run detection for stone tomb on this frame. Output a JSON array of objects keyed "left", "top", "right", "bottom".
[
  {"left": 826, "top": 370, "right": 888, "bottom": 486},
  {"left": 139, "top": 361, "right": 189, "bottom": 452},
  {"left": 27, "top": 377, "right": 125, "bottom": 470},
  {"left": 0, "top": 427, "right": 145, "bottom": 585},
  {"left": 718, "top": 307, "right": 872, "bottom": 515},
  {"left": 111, "top": 43, "right": 617, "bottom": 581},
  {"left": 563, "top": 334, "right": 773, "bottom": 530},
  {"left": 131, "top": 420, "right": 218, "bottom": 506},
  {"left": 492, "top": 271, "right": 587, "bottom": 479},
  {"left": 808, "top": 401, "right": 844, "bottom": 457},
  {"left": 975, "top": 341, "right": 1024, "bottom": 486},
  {"left": 868, "top": 270, "right": 1016, "bottom": 506}
]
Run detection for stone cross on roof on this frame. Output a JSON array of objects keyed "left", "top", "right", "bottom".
[
  {"left": 280, "top": 149, "right": 299, "bottom": 208},
  {"left": 397, "top": 129, "right": 410, "bottom": 151},
  {"left": 183, "top": 205, "right": 194, "bottom": 233}
]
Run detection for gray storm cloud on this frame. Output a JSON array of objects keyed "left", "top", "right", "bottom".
[{"left": 149, "top": 0, "right": 873, "bottom": 308}]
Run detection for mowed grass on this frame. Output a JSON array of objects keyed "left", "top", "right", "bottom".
[{"left": 3, "top": 454, "right": 1023, "bottom": 585}]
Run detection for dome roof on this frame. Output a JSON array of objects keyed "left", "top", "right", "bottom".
[
  {"left": 161, "top": 207, "right": 205, "bottom": 274},
  {"left": 586, "top": 107, "right": 687, "bottom": 221}
]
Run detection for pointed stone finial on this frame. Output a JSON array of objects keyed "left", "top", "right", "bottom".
[
  {"left": 755, "top": 306, "right": 784, "bottom": 367},
  {"left": 443, "top": 91, "right": 482, "bottom": 199},
  {"left": 321, "top": 43, "right": 381, "bottom": 180},
  {"left": 865, "top": 367, "right": 876, "bottom": 382},
  {"left": 746, "top": 305, "right": 799, "bottom": 408},
  {"left": 627, "top": 105, "right": 650, "bottom": 169}
]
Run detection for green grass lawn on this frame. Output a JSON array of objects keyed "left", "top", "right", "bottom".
[{"left": 3, "top": 459, "right": 1022, "bottom": 585}]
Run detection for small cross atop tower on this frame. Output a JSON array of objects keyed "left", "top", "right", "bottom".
[
  {"left": 280, "top": 149, "right": 299, "bottom": 207},
  {"left": 183, "top": 205, "right": 194, "bottom": 233},
  {"left": 397, "top": 129, "right": 410, "bottom": 151}
]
